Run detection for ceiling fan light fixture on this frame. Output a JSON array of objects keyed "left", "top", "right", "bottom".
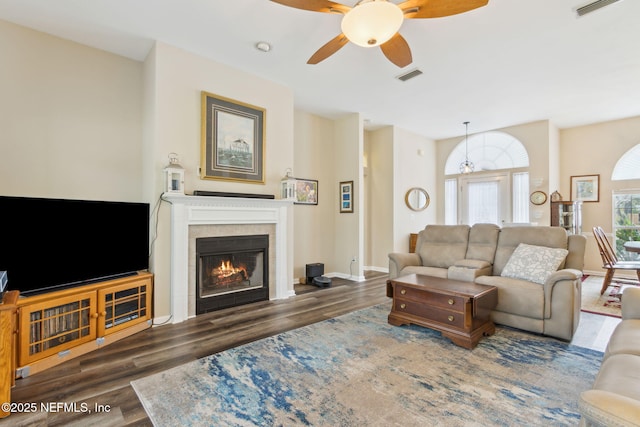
[{"left": 341, "top": 0, "right": 404, "bottom": 48}]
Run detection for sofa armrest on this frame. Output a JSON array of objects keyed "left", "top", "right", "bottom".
[
  {"left": 541, "top": 269, "right": 582, "bottom": 319},
  {"left": 448, "top": 259, "right": 492, "bottom": 282},
  {"left": 388, "top": 252, "right": 421, "bottom": 279},
  {"left": 621, "top": 287, "right": 640, "bottom": 320},
  {"left": 579, "top": 389, "right": 640, "bottom": 427}
]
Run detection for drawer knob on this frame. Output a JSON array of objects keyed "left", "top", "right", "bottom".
[
  {"left": 400, "top": 303, "right": 406, "bottom": 309},
  {"left": 400, "top": 289, "right": 407, "bottom": 295},
  {"left": 448, "top": 315, "right": 454, "bottom": 322},
  {"left": 448, "top": 299, "right": 454, "bottom": 305}
]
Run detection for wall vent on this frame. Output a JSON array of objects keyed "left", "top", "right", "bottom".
[
  {"left": 576, "top": 0, "right": 622, "bottom": 16},
  {"left": 396, "top": 68, "right": 423, "bottom": 82}
]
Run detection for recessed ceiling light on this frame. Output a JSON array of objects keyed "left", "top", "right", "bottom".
[{"left": 255, "top": 42, "right": 271, "bottom": 52}]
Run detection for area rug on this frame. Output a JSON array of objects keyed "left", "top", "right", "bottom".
[
  {"left": 581, "top": 275, "right": 638, "bottom": 318},
  {"left": 131, "top": 304, "right": 602, "bottom": 427}
]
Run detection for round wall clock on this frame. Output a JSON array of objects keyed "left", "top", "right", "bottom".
[{"left": 530, "top": 191, "right": 547, "bottom": 205}]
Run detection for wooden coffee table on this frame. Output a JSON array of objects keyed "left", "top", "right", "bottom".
[{"left": 387, "top": 274, "right": 498, "bottom": 349}]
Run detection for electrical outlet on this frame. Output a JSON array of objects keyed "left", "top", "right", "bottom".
[{"left": 351, "top": 256, "right": 357, "bottom": 263}]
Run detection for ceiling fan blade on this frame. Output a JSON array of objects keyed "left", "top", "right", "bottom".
[
  {"left": 307, "top": 34, "right": 349, "bottom": 64},
  {"left": 380, "top": 33, "right": 413, "bottom": 68},
  {"left": 400, "top": 0, "right": 488, "bottom": 18},
  {"left": 270, "top": 0, "right": 350, "bottom": 14}
]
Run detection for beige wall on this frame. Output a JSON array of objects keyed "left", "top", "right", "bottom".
[
  {"left": 0, "top": 20, "right": 143, "bottom": 201},
  {"left": 333, "top": 114, "right": 364, "bottom": 279},
  {"left": 365, "top": 128, "right": 394, "bottom": 268},
  {"left": 560, "top": 116, "right": 640, "bottom": 274},
  {"left": 292, "top": 111, "right": 336, "bottom": 280},
  {"left": 392, "top": 128, "right": 437, "bottom": 254},
  {"left": 146, "top": 42, "right": 295, "bottom": 317},
  {"left": 363, "top": 126, "right": 436, "bottom": 269}
]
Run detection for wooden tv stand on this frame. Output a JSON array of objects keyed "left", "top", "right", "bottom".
[
  {"left": 12, "top": 272, "right": 153, "bottom": 378},
  {"left": 1, "top": 291, "right": 19, "bottom": 418}
]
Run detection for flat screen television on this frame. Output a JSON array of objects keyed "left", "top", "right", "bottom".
[{"left": 0, "top": 196, "right": 150, "bottom": 296}]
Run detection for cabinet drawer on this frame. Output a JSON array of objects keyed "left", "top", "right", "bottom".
[
  {"left": 396, "top": 286, "right": 465, "bottom": 312},
  {"left": 393, "top": 300, "right": 464, "bottom": 328}
]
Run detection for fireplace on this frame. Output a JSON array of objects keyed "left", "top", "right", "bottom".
[
  {"left": 196, "top": 234, "right": 269, "bottom": 314},
  {"left": 162, "top": 193, "right": 294, "bottom": 324}
]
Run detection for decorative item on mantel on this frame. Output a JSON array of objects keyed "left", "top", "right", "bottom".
[
  {"left": 550, "top": 191, "right": 563, "bottom": 202},
  {"left": 164, "top": 152, "right": 185, "bottom": 194},
  {"left": 281, "top": 168, "right": 297, "bottom": 201}
]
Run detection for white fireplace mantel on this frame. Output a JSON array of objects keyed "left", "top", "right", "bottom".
[{"left": 163, "top": 193, "right": 294, "bottom": 323}]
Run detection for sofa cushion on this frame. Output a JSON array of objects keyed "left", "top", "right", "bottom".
[
  {"left": 476, "top": 275, "right": 544, "bottom": 318},
  {"left": 586, "top": 353, "right": 640, "bottom": 406},
  {"left": 401, "top": 265, "right": 448, "bottom": 279},
  {"left": 604, "top": 319, "right": 640, "bottom": 359},
  {"left": 465, "top": 223, "right": 500, "bottom": 263},
  {"left": 417, "top": 225, "right": 470, "bottom": 268},
  {"left": 499, "top": 243, "right": 568, "bottom": 285},
  {"left": 493, "top": 226, "right": 568, "bottom": 275}
]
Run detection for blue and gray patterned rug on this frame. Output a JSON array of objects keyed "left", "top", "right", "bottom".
[{"left": 131, "top": 303, "right": 602, "bottom": 426}]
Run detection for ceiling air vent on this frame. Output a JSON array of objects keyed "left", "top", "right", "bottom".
[
  {"left": 396, "top": 68, "right": 423, "bottom": 82},
  {"left": 576, "top": 0, "right": 623, "bottom": 17}
]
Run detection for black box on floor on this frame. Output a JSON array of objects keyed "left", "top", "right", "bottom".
[{"left": 306, "top": 263, "right": 324, "bottom": 283}]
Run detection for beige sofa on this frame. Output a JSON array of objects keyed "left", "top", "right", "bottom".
[
  {"left": 388, "top": 224, "right": 587, "bottom": 340},
  {"left": 579, "top": 287, "right": 640, "bottom": 426}
]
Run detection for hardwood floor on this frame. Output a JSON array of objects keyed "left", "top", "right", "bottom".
[
  {"left": 1, "top": 271, "right": 616, "bottom": 426},
  {"left": 1, "top": 272, "right": 390, "bottom": 426}
]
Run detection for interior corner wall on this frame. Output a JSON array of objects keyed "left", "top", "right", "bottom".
[
  {"left": 559, "top": 115, "right": 640, "bottom": 274},
  {"left": 146, "top": 42, "right": 295, "bottom": 318},
  {"left": 547, "top": 122, "right": 560, "bottom": 196},
  {"left": 333, "top": 114, "right": 364, "bottom": 279},
  {"left": 0, "top": 19, "right": 143, "bottom": 202},
  {"left": 292, "top": 110, "right": 336, "bottom": 281},
  {"left": 392, "top": 128, "right": 437, "bottom": 252},
  {"left": 365, "top": 128, "right": 394, "bottom": 269}
]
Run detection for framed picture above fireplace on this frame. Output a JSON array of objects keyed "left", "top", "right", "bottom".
[{"left": 200, "top": 91, "right": 265, "bottom": 183}]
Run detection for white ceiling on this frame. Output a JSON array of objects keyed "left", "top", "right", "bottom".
[{"left": 0, "top": 0, "right": 638, "bottom": 140}]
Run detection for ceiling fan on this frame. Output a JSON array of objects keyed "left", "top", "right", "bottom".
[{"left": 270, "top": 0, "right": 489, "bottom": 67}]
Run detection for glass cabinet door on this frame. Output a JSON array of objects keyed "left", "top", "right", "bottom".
[
  {"left": 97, "top": 277, "right": 152, "bottom": 336},
  {"left": 18, "top": 291, "right": 97, "bottom": 366}
]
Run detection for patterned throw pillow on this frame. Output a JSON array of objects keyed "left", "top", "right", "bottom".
[{"left": 500, "top": 243, "right": 569, "bottom": 285}]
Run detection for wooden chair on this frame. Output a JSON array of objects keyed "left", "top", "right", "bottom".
[{"left": 592, "top": 226, "right": 640, "bottom": 294}]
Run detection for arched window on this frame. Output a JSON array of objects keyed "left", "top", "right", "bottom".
[
  {"left": 612, "top": 144, "right": 640, "bottom": 181},
  {"left": 611, "top": 144, "right": 640, "bottom": 261},
  {"left": 444, "top": 131, "right": 529, "bottom": 175},
  {"left": 444, "top": 132, "right": 530, "bottom": 225}
]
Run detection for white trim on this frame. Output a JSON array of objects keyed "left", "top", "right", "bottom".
[{"left": 162, "top": 193, "right": 294, "bottom": 323}]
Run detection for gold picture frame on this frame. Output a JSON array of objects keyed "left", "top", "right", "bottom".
[{"left": 200, "top": 91, "right": 265, "bottom": 183}]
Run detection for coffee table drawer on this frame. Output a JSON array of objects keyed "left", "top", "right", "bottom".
[
  {"left": 396, "top": 286, "right": 465, "bottom": 312},
  {"left": 393, "top": 300, "right": 464, "bottom": 328}
]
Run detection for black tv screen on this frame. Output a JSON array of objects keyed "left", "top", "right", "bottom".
[{"left": 0, "top": 196, "right": 150, "bottom": 296}]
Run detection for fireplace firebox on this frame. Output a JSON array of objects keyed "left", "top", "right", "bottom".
[{"left": 196, "top": 234, "right": 269, "bottom": 314}]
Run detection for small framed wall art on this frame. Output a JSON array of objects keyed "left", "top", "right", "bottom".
[
  {"left": 340, "top": 180, "right": 354, "bottom": 213},
  {"left": 200, "top": 91, "right": 265, "bottom": 183},
  {"left": 570, "top": 174, "right": 600, "bottom": 202},
  {"left": 294, "top": 178, "right": 318, "bottom": 205}
]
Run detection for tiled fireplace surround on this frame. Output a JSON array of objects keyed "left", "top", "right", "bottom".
[{"left": 163, "top": 194, "right": 294, "bottom": 323}]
